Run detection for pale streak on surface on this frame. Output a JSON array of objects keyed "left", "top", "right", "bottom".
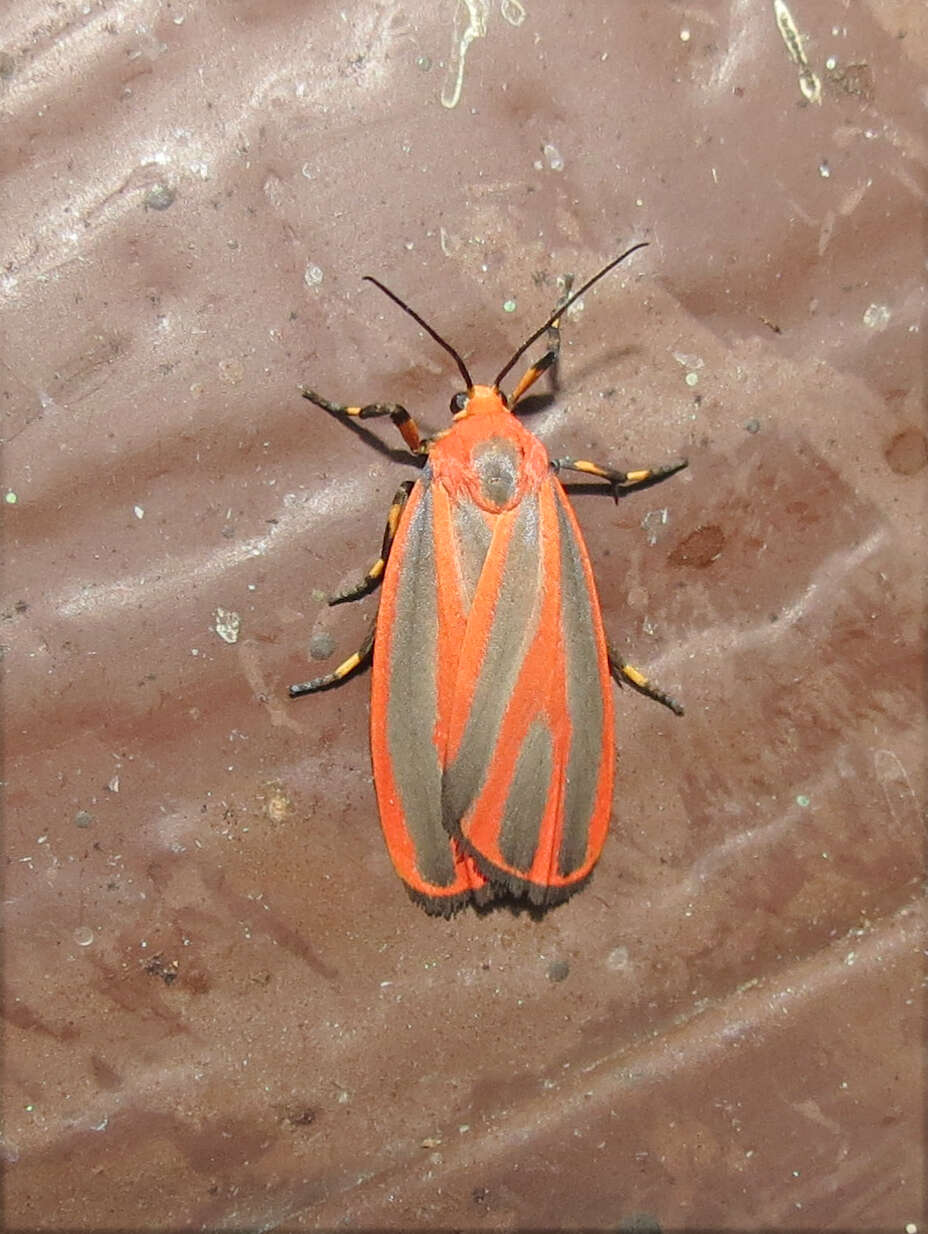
[
  {"left": 440, "top": 0, "right": 529, "bottom": 113},
  {"left": 774, "top": 527, "right": 885, "bottom": 627},
  {"left": 441, "top": 0, "right": 489, "bottom": 110},
  {"left": 238, "top": 641, "right": 303, "bottom": 732},
  {"left": 772, "top": 0, "right": 821, "bottom": 105},
  {"left": 377, "top": 900, "right": 922, "bottom": 1173},
  {"left": 706, "top": 0, "right": 755, "bottom": 93},
  {"left": 54, "top": 475, "right": 375, "bottom": 620},
  {"left": 873, "top": 749, "right": 922, "bottom": 841},
  {"left": 2, "top": 28, "right": 361, "bottom": 288},
  {"left": 649, "top": 526, "right": 888, "bottom": 676}
]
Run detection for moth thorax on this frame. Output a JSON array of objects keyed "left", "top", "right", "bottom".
[{"left": 470, "top": 437, "right": 522, "bottom": 511}]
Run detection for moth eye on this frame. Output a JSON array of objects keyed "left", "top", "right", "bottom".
[{"left": 450, "top": 391, "right": 468, "bottom": 413}]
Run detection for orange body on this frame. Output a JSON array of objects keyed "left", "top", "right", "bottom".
[{"left": 370, "top": 387, "right": 614, "bottom": 913}]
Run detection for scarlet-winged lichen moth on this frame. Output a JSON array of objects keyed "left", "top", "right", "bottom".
[{"left": 290, "top": 245, "right": 686, "bottom": 915}]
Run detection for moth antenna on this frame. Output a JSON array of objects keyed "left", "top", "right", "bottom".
[
  {"left": 493, "top": 242, "right": 650, "bottom": 391},
  {"left": 364, "top": 275, "right": 474, "bottom": 391}
]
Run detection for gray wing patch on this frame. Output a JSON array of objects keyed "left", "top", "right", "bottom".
[
  {"left": 442, "top": 495, "right": 543, "bottom": 833},
  {"left": 385, "top": 480, "right": 459, "bottom": 887},
  {"left": 497, "top": 716, "right": 555, "bottom": 871},
  {"left": 450, "top": 498, "right": 494, "bottom": 610},
  {"left": 555, "top": 490, "right": 606, "bottom": 876}
]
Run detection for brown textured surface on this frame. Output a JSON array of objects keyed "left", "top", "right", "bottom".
[{"left": 3, "top": 1, "right": 925, "bottom": 1230}]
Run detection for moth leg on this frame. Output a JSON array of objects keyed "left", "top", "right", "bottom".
[
  {"left": 301, "top": 387, "right": 429, "bottom": 455},
  {"left": 508, "top": 275, "right": 574, "bottom": 408},
  {"left": 551, "top": 456, "right": 688, "bottom": 501},
  {"left": 329, "top": 482, "right": 414, "bottom": 605},
  {"left": 608, "top": 644, "right": 684, "bottom": 716},
  {"left": 289, "top": 621, "right": 376, "bottom": 697},
  {"left": 290, "top": 482, "right": 413, "bottom": 695}
]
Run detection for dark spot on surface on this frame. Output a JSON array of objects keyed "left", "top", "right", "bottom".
[
  {"left": 143, "top": 954, "right": 179, "bottom": 985},
  {"left": 143, "top": 183, "right": 176, "bottom": 211},
  {"left": 310, "top": 629, "right": 335, "bottom": 660},
  {"left": 184, "top": 968, "right": 211, "bottom": 995},
  {"left": 547, "top": 958, "right": 570, "bottom": 982},
  {"left": 74, "top": 809, "right": 94, "bottom": 828},
  {"left": 744, "top": 417, "right": 761, "bottom": 433},
  {"left": 90, "top": 1054, "right": 121, "bottom": 1091},
  {"left": 472, "top": 1186, "right": 488, "bottom": 1204},
  {"left": 669, "top": 524, "right": 725, "bottom": 568},
  {"left": 885, "top": 427, "right": 927, "bottom": 476},
  {"left": 825, "top": 60, "right": 875, "bottom": 102},
  {"left": 282, "top": 1106, "right": 317, "bottom": 1129},
  {"left": 619, "top": 1215, "right": 663, "bottom": 1233}
]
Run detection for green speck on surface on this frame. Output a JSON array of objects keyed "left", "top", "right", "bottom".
[
  {"left": 796, "top": 794, "right": 811, "bottom": 808},
  {"left": 5, "top": 491, "right": 17, "bottom": 504},
  {"left": 503, "top": 299, "right": 517, "bottom": 313}
]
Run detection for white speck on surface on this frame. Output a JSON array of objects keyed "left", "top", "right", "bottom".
[
  {"left": 818, "top": 160, "right": 830, "bottom": 177},
  {"left": 214, "top": 608, "right": 241, "bottom": 644},
  {"left": 641, "top": 508, "right": 669, "bottom": 545},
  {"left": 133, "top": 505, "right": 144, "bottom": 519},
  {"left": 304, "top": 263, "right": 324, "bottom": 287},
  {"left": 680, "top": 26, "right": 691, "bottom": 41},
  {"left": 542, "top": 142, "right": 564, "bottom": 171},
  {"left": 74, "top": 926, "right": 94, "bottom": 947},
  {"left": 605, "top": 946, "right": 630, "bottom": 971},
  {"left": 863, "top": 303, "right": 890, "bottom": 330},
  {"left": 685, "top": 371, "right": 699, "bottom": 387}
]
